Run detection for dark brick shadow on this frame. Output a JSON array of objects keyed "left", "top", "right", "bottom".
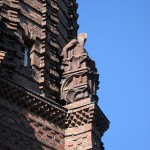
[
  {"left": 0, "top": 20, "right": 44, "bottom": 150},
  {"left": 0, "top": 98, "right": 44, "bottom": 150}
]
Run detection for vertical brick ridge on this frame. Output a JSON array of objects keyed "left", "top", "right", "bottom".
[
  {"left": 41, "top": 0, "right": 61, "bottom": 100},
  {"left": 68, "top": 0, "right": 79, "bottom": 40}
]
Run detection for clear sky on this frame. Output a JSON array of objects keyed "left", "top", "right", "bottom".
[{"left": 77, "top": 0, "right": 150, "bottom": 150}]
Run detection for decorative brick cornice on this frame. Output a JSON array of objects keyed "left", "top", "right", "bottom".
[{"left": 0, "top": 76, "right": 67, "bottom": 127}]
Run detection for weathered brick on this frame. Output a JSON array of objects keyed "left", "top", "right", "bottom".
[{"left": 0, "top": 0, "right": 109, "bottom": 150}]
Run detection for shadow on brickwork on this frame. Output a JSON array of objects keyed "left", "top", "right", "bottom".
[
  {"left": 0, "top": 98, "right": 45, "bottom": 150},
  {"left": 0, "top": 22, "right": 44, "bottom": 150}
]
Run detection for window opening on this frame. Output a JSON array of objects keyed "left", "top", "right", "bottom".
[{"left": 24, "top": 47, "right": 29, "bottom": 67}]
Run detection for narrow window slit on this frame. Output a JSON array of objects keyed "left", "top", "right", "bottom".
[{"left": 24, "top": 47, "right": 29, "bottom": 67}]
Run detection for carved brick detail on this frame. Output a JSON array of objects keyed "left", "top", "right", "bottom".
[
  {"left": 0, "top": 0, "right": 109, "bottom": 150},
  {"left": 61, "top": 33, "right": 99, "bottom": 103}
]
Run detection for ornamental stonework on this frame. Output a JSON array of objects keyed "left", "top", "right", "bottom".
[
  {"left": 61, "top": 33, "right": 99, "bottom": 103},
  {"left": 0, "top": 0, "right": 109, "bottom": 149}
]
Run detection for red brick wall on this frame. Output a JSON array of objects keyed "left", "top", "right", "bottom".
[
  {"left": 0, "top": 97, "right": 65, "bottom": 150},
  {"left": 65, "top": 124, "right": 93, "bottom": 150}
]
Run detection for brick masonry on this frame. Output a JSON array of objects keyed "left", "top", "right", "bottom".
[
  {"left": 0, "top": 97, "right": 65, "bottom": 150},
  {"left": 0, "top": 0, "right": 109, "bottom": 149}
]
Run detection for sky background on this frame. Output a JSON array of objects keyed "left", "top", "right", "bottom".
[{"left": 77, "top": 0, "right": 150, "bottom": 150}]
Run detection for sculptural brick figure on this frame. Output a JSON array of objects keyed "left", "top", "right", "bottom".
[
  {"left": 61, "top": 33, "right": 99, "bottom": 103},
  {"left": 0, "top": 0, "right": 109, "bottom": 149}
]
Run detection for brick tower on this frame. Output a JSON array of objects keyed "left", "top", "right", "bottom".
[{"left": 0, "top": 0, "right": 109, "bottom": 150}]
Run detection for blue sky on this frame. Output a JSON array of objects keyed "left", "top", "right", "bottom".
[{"left": 77, "top": 0, "right": 150, "bottom": 149}]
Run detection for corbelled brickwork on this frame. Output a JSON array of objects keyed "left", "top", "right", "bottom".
[
  {"left": 0, "top": 0, "right": 109, "bottom": 149},
  {"left": 64, "top": 99, "right": 108, "bottom": 150},
  {"left": 0, "top": 97, "right": 65, "bottom": 150}
]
